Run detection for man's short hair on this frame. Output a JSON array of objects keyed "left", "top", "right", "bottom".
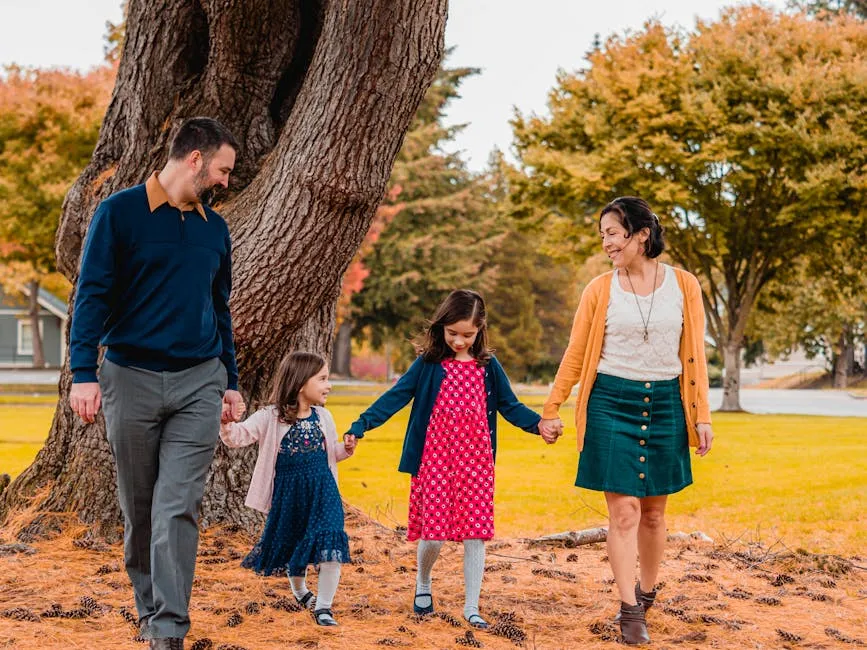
[{"left": 168, "top": 117, "right": 239, "bottom": 161}]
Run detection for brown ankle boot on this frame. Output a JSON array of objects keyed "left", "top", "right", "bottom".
[
  {"left": 636, "top": 582, "right": 657, "bottom": 613},
  {"left": 619, "top": 602, "right": 650, "bottom": 645},
  {"left": 614, "top": 583, "right": 657, "bottom": 622}
]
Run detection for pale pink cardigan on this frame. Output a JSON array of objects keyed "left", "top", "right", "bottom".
[{"left": 220, "top": 405, "right": 352, "bottom": 514}]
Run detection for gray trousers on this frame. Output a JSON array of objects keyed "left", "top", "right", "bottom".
[{"left": 100, "top": 357, "right": 227, "bottom": 639}]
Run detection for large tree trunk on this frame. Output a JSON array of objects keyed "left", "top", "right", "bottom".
[
  {"left": 833, "top": 326, "right": 854, "bottom": 389},
  {"left": 332, "top": 319, "right": 353, "bottom": 377},
  {"left": 27, "top": 279, "right": 45, "bottom": 368},
  {"left": 1, "top": 0, "right": 448, "bottom": 540},
  {"left": 720, "top": 340, "right": 743, "bottom": 412}
]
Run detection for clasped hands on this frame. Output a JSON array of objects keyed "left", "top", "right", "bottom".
[
  {"left": 538, "top": 417, "right": 564, "bottom": 444},
  {"left": 220, "top": 390, "right": 247, "bottom": 423}
]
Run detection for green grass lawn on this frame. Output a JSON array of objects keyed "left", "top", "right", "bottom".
[
  {"left": 2, "top": 394, "right": 864, "bottom": 554},
  {"left": 0, "top": 405, "right": 55, "bottom": 478}
]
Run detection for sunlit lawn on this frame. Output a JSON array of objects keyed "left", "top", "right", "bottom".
[
  {"left": 0, "top": 405, "right": 55, "bottom": 478},
  {"left": 2, "top": 393, "right": 865, "bottom": 554}
]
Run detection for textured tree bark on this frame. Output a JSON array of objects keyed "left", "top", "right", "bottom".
[
  {"left": 332, "top": 320, "right": 353, "bottom": 377},
  {"left": 720, "top": 340, "right": 743, "bottom": 412},
  {"left": 2, "top": 0, "right": 448, "bottom": 540},
  {"left": 833, "top": 327, "right": 854, "bottom": 389},
  {"left": 27, "top": 279, "right": 45, "bottom": 368}
]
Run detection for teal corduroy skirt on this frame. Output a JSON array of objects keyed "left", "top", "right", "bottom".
[{"left": 577, "top": 373, "right": 692, "bottom": 497}]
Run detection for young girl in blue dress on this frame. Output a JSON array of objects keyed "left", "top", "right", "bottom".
[
  {"left": 344, "top": 290, "right": 546, "bottom": 629},
  {"left": 220, "top": 351, "right": 356, "bottom": 626}
]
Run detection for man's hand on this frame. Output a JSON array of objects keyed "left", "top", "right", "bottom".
[
  {"left": 222, "top": 389, "right": 246, "bottom": 422},
  {"left": 70, "top": 382, "right": 102, "bottom": 424}
]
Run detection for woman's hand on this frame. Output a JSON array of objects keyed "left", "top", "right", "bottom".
[
  {"left": 539, "top": 418, "right": 563, "bottom": 444},
  {"left": 343, "top": 433, "right": 358, "bottom": 454},
  {"left": 695, "top": 423, "right": 713, "bottom": 456}
]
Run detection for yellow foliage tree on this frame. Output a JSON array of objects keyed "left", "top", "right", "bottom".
[{"left": 511, "top": 7, "right": 867, "bottom": 409}]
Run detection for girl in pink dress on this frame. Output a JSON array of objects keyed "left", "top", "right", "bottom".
[{"left": 346, "top": 290, "right": 547, "bottom": 628}]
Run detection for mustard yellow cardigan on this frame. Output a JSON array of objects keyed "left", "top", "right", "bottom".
[{"left": 542, "top": 268, "right": 712, "bottom": 451}]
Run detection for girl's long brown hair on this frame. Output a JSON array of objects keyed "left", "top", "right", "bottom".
[
  {"left": 419, "top": 289, "right": 492, "bottom": 365},
  {"left": 270, "top": 351, "right": 327, "bottom": 424}
]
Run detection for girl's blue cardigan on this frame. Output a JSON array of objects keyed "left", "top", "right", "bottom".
[{"left": 348, "top": 355, "right": 541, "bottom": 475}]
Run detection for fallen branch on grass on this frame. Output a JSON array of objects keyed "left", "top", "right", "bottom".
[
  {"left": 524, "top": 527, "right": 608, "bottom": 547},
  {"left": 525, "top": 527, "right": 714, "bottom": 547}
]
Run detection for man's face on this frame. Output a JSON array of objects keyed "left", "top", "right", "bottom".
[{"left": 191, "top": 144, "right": 236, "bottom": 204}]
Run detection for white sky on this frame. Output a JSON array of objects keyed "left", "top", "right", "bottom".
[{"left": 0, "top": 0, "right": 785, "bottom": 171}]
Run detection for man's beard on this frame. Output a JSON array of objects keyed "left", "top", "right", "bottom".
[{"left": 193, "top": 168, "right": 215, "bottom": 205}]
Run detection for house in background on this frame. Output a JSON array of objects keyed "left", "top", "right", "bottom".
[{"left": 0, "top": 285, "right": 68, "bottom": 368}]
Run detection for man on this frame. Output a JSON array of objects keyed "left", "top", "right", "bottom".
[{"left": 69, "top": 117, "right": 246, "bottom": 650}]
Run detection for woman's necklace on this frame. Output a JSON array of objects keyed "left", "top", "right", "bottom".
[{"left": 624, "top": 261, "right": 660, "bottom": 343}]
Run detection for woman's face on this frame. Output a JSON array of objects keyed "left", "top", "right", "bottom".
[{"left": 599, "top": 213, "right": 647, "bottom": 268}]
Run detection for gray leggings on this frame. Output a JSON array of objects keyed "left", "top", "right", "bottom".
[{"left": 416, "top": 539, "right": 485, "bottom": 618}]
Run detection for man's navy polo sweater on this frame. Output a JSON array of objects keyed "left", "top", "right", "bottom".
[{"left": 70, "top": 182, "right": 238, "bottom": 389}]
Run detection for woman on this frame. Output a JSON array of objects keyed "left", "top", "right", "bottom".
[{"left": 539, "top": 196, "right": 713, "bottom": 645}]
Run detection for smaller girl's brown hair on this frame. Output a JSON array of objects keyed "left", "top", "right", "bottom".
[
  {"left": 270, "top": 351, "right": 327, "bottom": 424},
  {"left": 419, "top": 289, "right": 492, "bottom": 365}
]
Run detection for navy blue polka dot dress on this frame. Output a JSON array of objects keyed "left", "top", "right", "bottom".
[{"left": 241, "top": 409, "right": 350, "bottom": 577}]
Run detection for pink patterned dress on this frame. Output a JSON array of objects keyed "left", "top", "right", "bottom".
[{"left": 407, "top": 358, "right": 495, "bottom": 542}]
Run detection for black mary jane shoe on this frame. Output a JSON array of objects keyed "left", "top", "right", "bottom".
[
  {"left": 466, "top": 614, "right": 489, "bottom": 630},
  {"left": 295, "top": 591, "right": 316, "bottom": 610},
  {"left": 413, "top": 592, "right": 434, "bottom": 615},
  {"left": 313, "top": 608, "right": 338, "bottom": 626}
]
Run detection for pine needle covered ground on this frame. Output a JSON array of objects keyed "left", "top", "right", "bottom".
[{"left": 1, "top": 502, "right": 865, "bottom": 649}]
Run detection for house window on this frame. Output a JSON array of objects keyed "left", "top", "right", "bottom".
[{"left": 17, "top": 320, "right": 44, "bottom": 356}]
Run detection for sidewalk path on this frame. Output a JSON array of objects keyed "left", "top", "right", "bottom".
[{"left": 709, "top": 388, "right": 867, "bottom": 417}]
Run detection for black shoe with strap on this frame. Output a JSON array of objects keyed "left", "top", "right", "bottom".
[
  {"left": 295, "top": 590, "right": 316, "bottom": 610},
  {"left": 313, "top": 608, "right": 338, "bottom": 626},
  {"left": 413, "top": 592, "right": 434, "bottom": 615},
  {"left": 465, "top": 613, "right": 489, "bottom": 630}
]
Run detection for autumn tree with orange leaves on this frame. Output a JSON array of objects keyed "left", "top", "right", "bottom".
[{"left": 0, "top": 65, "right": 114, "bottom": 366}]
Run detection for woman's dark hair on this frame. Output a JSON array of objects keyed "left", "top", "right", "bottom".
[
  {"left": 599, "top": 196, "right": 665, "bottom": 258},
  {"left": 270, "top": 351, "right": 327, "bottom": 424},
  {"left": 168, "top": 116, "right": 239, "bottom": 161},
  {"left": 419, "top": 290, "right": 492, "bottom": 365}
]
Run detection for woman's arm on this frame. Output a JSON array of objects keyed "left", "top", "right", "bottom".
[
  {"left": 346, "top": 357, "right": 423, "bottom": 439},
  {"left": 220, "top": 408, "right": 269, "bottom": 448},
  {"left": 686, "top": 274, "right": 712, "bottom": 425},
  {"left": 686, "top": 274, "right": 713, "bottom": 455}
]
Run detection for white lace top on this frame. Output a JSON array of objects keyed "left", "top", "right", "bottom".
[{"left": 596, "top": 264, "right": 684, "bottom": 381}]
